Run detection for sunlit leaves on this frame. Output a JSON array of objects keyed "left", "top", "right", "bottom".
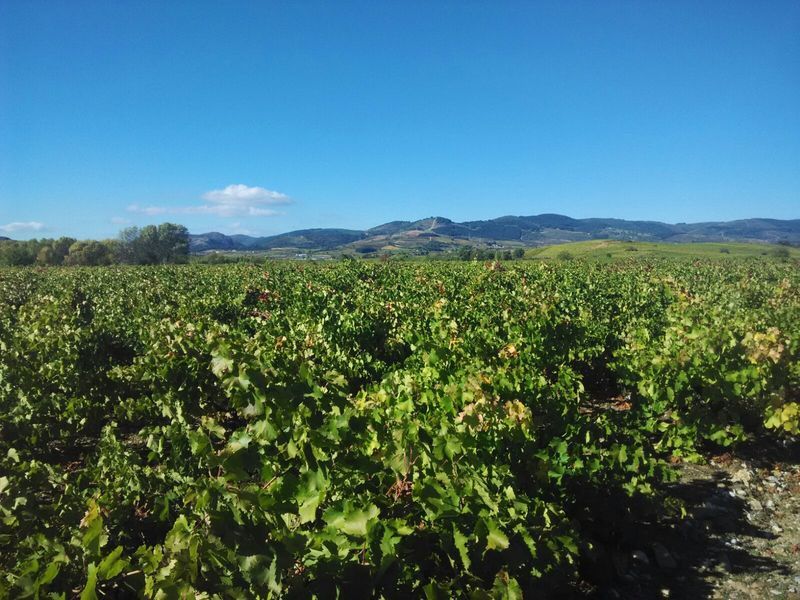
[
  {"left": 0, "top": 260, "right": 797, "bottom": 597},
  {"left": 323, "top": 502, "right": 380, "bottom": 537}
]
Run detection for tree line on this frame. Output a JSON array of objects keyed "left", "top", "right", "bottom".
[
  {"left": 455, "top": 246, "right": 525, "bottom": 261},
  {"left": 0, "top": 223, "right": 189, "bottom": 266}
]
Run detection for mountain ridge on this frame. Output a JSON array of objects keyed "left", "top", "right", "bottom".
[{"left": 189, "top": 214, "right": 800, "bottom": 253}]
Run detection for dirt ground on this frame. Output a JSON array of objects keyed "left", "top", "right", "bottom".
[{"left": 588, "top": 436, "right": 800, "bottom": 599}]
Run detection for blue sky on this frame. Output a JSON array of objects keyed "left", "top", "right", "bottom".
[{"left": 1, "top": 1, "right": 798, "bottom": 239}]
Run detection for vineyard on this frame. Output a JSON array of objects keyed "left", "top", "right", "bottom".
[{"left": 0, "top": 260, "right": 797, "bottom": 598}]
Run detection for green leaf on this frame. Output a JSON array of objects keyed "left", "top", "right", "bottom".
[
  {"left": 80, "top": 563, "right": 98, "bottom": 600},
  {"left": 514, "top": 524, "right": 537, "bottom": 559},
  {"left": 187, "top": 430, "right": 211, "bottom": 455},
  {"left": 238, "top": 554, "right": 276, "bottom": 587},
  {"left": 485, "top": 520, "right": 509, "bottom": 551},
  {"left": 227, "top": 430, "right": 252, "bottom": 453},
  {"left": 324, "top": 502, "right": 379, "bottom": 536},
  {"left": 97, "top": 545, "right": 127, "bottom": 580},
  {"left": 80, "top": 500, "right": 107, "bottom": 558},
  {"left": 298, "top": 494, "right": 321, "bottom": 524},
  {"left": 423, "top": 582, "right": 449, "bottom": 599},
  {"left": 38, "top": 563, "right": 59, "bottom": 586},
  {"left": 453, "top": 525, "right": 471, "bottom": 570},
  {"left": 296, "top": 468, "right": 328, "bottom": 523},
  {"left": 164, "top": 515, "right": 193, "bottom": 553},
  {"left": 557, "top": 534, "right": 579, "bottom": 555}
]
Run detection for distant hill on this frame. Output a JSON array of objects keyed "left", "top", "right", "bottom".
[
  {"left": 191, "top": 229, "right": 365, "bottom": 252},
  {"left": 190, "top": 214, "right": 800, "bottom": 254}
]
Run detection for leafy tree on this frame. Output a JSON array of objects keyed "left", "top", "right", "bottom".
[
  {"left": 513, "top": 248, "right": 525, "bottom": 259},
  {"left": 118, "top": 223, "right": 189, "bottom": 264},
  {"left": 35, "top": 245, "right": 56, "bottom": 265},
  {"left": 63, "top": 241, "right": 113, "bottom": 266},
  {"left": 101, "top": 239, "right": 121, "bottom": 263},
  {"left": 156, "top": 223, "right": 189, "bottom": 263},
  {"left": 52, "top": 237, "right": 77, "bottom": 263},
  {"left": 117, "top": 226, "right": 141, "bottom": 263},
  {"left": 457, "top": 246, "right": 475, "bottom": 261},
  {"left": 0, "top": 240, "right": 36, "bottom": 265}
]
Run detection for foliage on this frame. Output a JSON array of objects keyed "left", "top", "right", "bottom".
[
  {"left": 0, "top": 260, "right": 797, "bottom": 597},
  {"left": 0, "top": 223, "right": 189, "bottom": 267},
  {"left": 118, "top": 224, "right": 189, "bottom": 265},
  {"left": 772, "top": 246, "right": 791, "bottom": 261},
  {"left": 456, "top": 247, "right": 524, "bottom": 261},
  {"left": 63, "top": 241, "right": 115, "bottom": 266}
]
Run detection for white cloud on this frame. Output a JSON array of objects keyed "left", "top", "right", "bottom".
[
  {"left": 203, "top": 184, "right": 290, "bottom": 205},
  {"left": 127, "top": 184, "right": 291, "bottom": 218},
  {"left": 0, "top": 221, "right": 46, "bottom": 234},
  {"left": 127, "top": 204, "right": 169, "bottom": 216}
]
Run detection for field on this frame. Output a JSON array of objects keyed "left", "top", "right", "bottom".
[
  {"left": 525, "top": 240, "right": 800, "bottom": 261},
  {"left": 0, "top": 260, "right": 798, "bottom": 598}
]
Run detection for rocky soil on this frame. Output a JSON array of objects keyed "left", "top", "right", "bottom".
[{"left": 588, "top": 436, "right": 800, "bottom": 599}]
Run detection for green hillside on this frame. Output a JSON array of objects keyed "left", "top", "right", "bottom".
[{"left": 526, "top": 239, "right": 800, "bottom": 261}]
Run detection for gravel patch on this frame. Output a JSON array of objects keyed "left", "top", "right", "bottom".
[{"left": 586, "top": 436, "right": 800, "bottom": 599}]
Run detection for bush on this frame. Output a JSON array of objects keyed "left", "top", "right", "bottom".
[{"left": 772, "top": 247, "right": 790, "bottom": 261}]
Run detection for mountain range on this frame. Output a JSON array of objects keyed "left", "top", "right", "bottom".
[{"left": 189, "top": 214, "right": 800, "bottom": 254}]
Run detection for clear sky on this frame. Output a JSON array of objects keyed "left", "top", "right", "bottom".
[{"left": 1, "top": 1, "right": 798, "bottom": 239}]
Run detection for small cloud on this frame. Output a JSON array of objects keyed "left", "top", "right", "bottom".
[
  {"left": 0, "top": 221, "right": 46, "bottom": 234},
  {"left": 127, "top": 204, "right": 168, "bottom": 216},
  {"left": 127, "top": 184, "right": 290, "bottom": 218},
  {"left": 111, "top": 216, "right": 132, "bottom": 225},
  {"left": 202, "top": 184, "right": 290, "bottom": 205}
]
